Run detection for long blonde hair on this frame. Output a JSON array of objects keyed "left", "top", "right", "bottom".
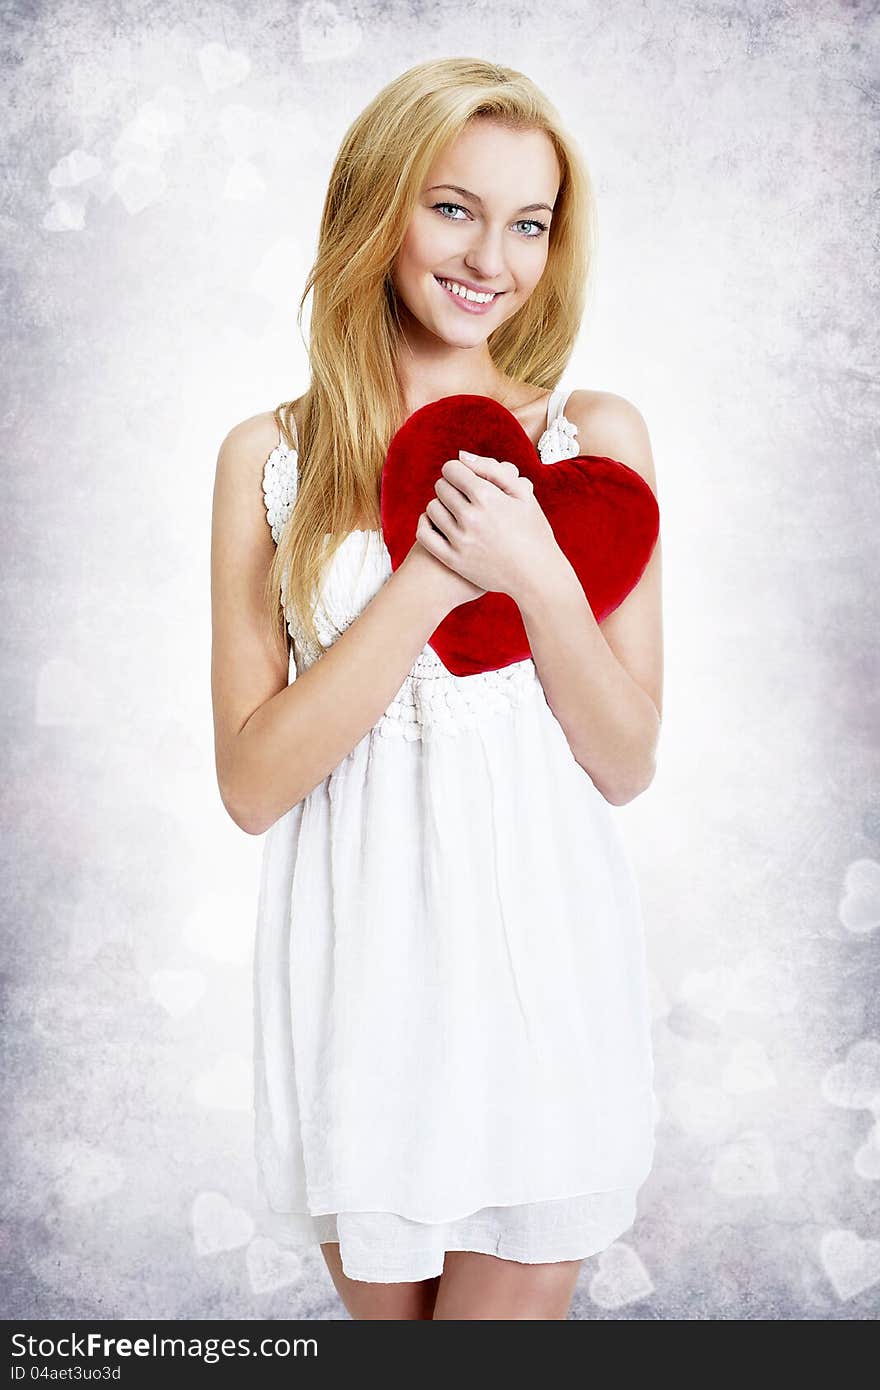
[{"left": 265, "top": 56, "right": 598, "bottom": 655}]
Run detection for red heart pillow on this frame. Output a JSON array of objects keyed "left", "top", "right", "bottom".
[{"left": 381, "top": 394, "right": 660, "bottom": 678}]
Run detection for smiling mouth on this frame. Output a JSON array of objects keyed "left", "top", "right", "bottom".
[{"left": 433, "top": 275, "right": 507, "bottom": 311}]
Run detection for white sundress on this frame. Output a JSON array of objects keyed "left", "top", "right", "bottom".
[{"left": 253, "top": 387, "right": 658, "bottom": 1283}]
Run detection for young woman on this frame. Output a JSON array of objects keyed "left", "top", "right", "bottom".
[{"left": 211, "top": 57, "right": 663, "bottom": 1321}]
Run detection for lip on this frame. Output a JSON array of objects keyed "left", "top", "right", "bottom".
[{"left": 434, "top": 274, "right": 506, "bottom": 315}]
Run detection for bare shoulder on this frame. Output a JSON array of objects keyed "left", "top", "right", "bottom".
[
  {"left": 212, "top": 410, "right": 290, "bottom": 526},
  {"left": 211, "top": 409, "right": 288, "bottom": 557},
  {"left": 564, "top": 389, "right": 657, "bottom": 495},
  {"left": 218, "top": 409, "right": 282, "bottom": 465}
]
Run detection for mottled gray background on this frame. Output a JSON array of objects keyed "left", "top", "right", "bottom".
[{"left": 2, "top": 0, "right": 878, "bottom": 1321}]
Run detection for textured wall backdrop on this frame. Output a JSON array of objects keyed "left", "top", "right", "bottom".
[{"left": 2, "top": 0, "right": 878, "bottom": 1321}]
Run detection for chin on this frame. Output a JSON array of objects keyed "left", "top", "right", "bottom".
[{"left": 433, "top": 322, "right": 491, "bottom": 348}]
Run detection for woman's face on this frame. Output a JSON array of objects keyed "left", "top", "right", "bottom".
[{"left": 391, "top": 120, "right": 561, "bottom": 347}]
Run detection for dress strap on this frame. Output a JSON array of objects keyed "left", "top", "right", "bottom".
[
  {"left": 537, "top": 388, "right": 580, "bottom": 465},
  {"left": 545, "top": 387, "right": 574, "bottom": 429},
  {"left": 279, "top": 404, "right": 299, "bottom": 454}
]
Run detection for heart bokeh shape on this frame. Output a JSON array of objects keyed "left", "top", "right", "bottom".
[{"left": 381, "top": 394, "right": 660, "bottom": 677}]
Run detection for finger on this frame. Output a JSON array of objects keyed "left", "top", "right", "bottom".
[
  {"left": 434, "top": 474, "right": 467, "bottom": 523},
  {"left": 456, "top": 452, "right": 521, "bottom": 494},
  {"left": 417, "top": 508, "right": 455, "bottom": 561},
  {"left": 426, "top": 494, "right": 461, "bottom": 536},
  {"left": 440, "top": 457, "right": 484, "bottom": 503},
  {"left": 459, "top": 452, "right": 518, "bottom": 478}
]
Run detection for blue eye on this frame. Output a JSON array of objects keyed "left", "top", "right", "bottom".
[
  {"left": 432, "top": 202, "right": 548, "bottom": 238},
  {"left": 513, "top": 217, "right": 549, "bottom": 237}
]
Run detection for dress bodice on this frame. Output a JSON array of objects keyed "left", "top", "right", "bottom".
[{"left": 261, "top": 390, "right": 582, "bottom": 741}]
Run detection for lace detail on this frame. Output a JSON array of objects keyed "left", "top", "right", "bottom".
[
  {"left": 259, "top": 404, "right": 579, "bottom": 741},
  {"left": 262, "top": 441, "right": 298, "bottom": 544},
  {"left": 375, "top": 648, "right": 543, "bottom": 742},
  {"left": 536, "top": 412, "right": 580, "bottom": 464}
]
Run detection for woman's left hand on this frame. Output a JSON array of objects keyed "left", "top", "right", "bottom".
[{"left": 417, "top": 449, "right": 561, "bottom": 601}]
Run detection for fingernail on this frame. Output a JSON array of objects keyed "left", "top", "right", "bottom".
[{"left": 459, "top": 449, "right": 477, "bottom": 460}]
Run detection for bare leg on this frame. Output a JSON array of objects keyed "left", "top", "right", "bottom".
[
  {"left": 432, "top": 1250, "right": 583, "bottom": 1320},
  {"left": 320, "top": 1241, "right": 441, "bottom": 1319}
]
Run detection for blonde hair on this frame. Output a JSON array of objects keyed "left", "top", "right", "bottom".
[{"left": 265, "top": 56, "right": 598, "bottom": 655}]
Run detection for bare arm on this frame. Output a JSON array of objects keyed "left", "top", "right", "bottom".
[
  {"left": 210, "top": 413, "right": 473, "bottom": 836},
  {"left": 515, "top": 391, "right": 664, "bottom": 806},
  {"left": 229, "top": 555, "right": 449, "bottom": 835}
]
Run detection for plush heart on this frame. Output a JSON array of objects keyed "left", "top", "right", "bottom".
[{"left": 380, "top": 394, "right": 660, "bottom": 678}]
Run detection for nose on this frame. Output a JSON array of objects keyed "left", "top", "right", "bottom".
[{"left": 462, "top": 224, "right": 507, "bottom": 282}]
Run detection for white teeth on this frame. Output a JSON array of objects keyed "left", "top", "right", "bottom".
[{"left": 437, "top": 277, "right": 497, "bottom": 304}]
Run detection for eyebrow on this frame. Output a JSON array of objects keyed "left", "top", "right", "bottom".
[{"left": 426, "top": 183, "right": 554, "bottom": 215}]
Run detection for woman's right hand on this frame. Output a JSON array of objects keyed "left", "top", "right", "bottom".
[{"left": 402, "top": 522, "right": 486, "bottom": 617}]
